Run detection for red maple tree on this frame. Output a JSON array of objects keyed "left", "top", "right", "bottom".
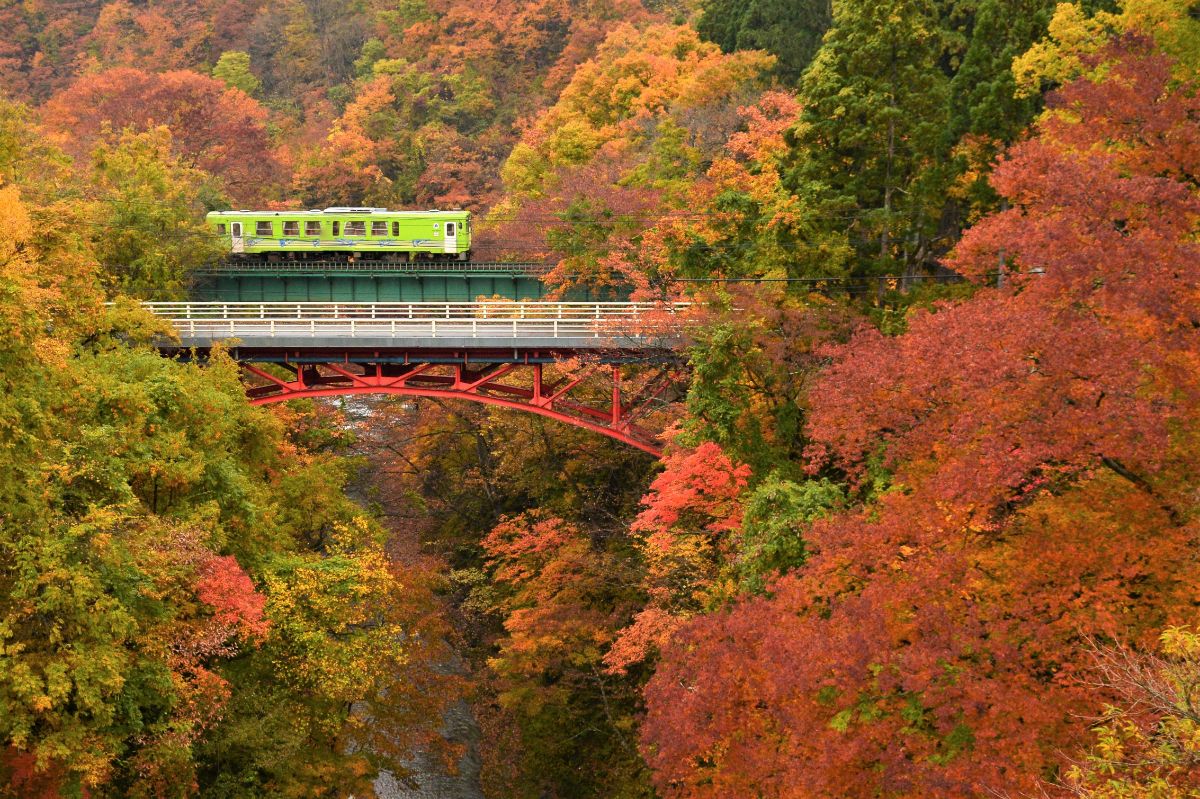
[
  {"left": 195, "top": 554, "right": 270, "bottom": 642},
  {"left": 41, "top": 68, "right": 284, "bottom": 201},
  {"left": 639, "top": 36, "right": 1200, "bottom": 798}
]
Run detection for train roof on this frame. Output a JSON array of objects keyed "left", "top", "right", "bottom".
[{"left": 207, "top": 208, "right": 470, "bottom": 217}]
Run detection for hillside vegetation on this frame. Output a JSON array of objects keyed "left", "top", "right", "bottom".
[{"left": 1, "top": 0, "right": 1199, "bottom": 797}]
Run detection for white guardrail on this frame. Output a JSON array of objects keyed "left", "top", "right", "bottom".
[{"left": 145, "top": 301, "right": 687, "bottom": 341}]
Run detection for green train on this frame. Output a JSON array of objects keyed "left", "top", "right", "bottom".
[{"left": 206, "top": 207, "right": 472, "bottom": 261}]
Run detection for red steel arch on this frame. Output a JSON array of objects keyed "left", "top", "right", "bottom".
[{"left": 242, "top": 359, "right": 680, "bottom": 456}]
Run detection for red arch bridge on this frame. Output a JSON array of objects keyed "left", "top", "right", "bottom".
[{"left": 148, "top": 301, "right": 691, "bottom": 456}]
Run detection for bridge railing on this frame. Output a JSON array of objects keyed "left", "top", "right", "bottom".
[{"left": 145, "top": 301, "right": 689, "bottom": 342}]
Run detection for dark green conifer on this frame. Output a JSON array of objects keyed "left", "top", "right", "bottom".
[{"left": 697, "top": 0, "right": 833, "bottom": 83}]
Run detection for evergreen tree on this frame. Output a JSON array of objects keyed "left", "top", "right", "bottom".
[
  {"left": 697, "top": 0, "right": 833, "bottom": 84},
  {"left": 937, "top": 0, "right": 1059, "bottom": 221},
  {"left": 784, "top": 0, "right": 951, "bottom": 276},
  {"left": 943, "top": 0, "right": 1053, "bottom": 141}
]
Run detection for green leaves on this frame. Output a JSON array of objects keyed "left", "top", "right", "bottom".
[
  {"left": 737, "top": 474, "right": 843, "bottom": 591},
  {"left": 0, "top": 106, "right": 436, "bottom": 795},
  {"left": 211, "top": 52, "right": 261, "bottom": 97},
  {"left": 88, "top": 128, "right": 225, "bottom": 300},
  {"left": 698, "top": 0, "right": 833, "bottom": 84},
  {"left": 776, "top": 0, "right": 1066, "bottom": 280},
  {"left": 786, "top": 0, "right": 952, "bottom": 276}
]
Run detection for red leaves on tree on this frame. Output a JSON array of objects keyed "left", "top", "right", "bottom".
[
  {"left": 0, "top": 747, "right": 82, "bottom": 799},
  {"left": 195, "top": 555, "right": 270, "bottom": 643},
  {"left": 1037, "top": 40, "right": 1200, "bottom": 185},
  {"left": 808, "top": 40, "right": 1200, "bottom": 533},
  {"left": 639, "top": 37, "right": 1200, "bottom": 799},
  {"left": 605, "top": 441, "right": 750, "bottom": 673},
  {"left": 631, "top": 441, "right": 750, "bottom": 538},
  {"left": 40, "top": 68, "right": 284, "bottom": 201}
]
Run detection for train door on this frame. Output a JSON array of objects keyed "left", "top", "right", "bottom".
[
  {"left": 444, "top": 221, "right": 457, "bottom": 255},
  {"left": 230, "top": 222, "right": 244, "bottom": 254}
]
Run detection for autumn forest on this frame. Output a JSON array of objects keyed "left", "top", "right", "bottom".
[{"left": 0, "top": 0, "right": 1199, "bottom": 796}]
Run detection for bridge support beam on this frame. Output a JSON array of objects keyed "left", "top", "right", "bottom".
[{"left": 242, "top": 359, "right": 681, "bottom": 456}]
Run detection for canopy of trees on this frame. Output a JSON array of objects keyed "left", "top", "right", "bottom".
[{"left": 1, "top": 0, "right": 1197, "bottom": 797}]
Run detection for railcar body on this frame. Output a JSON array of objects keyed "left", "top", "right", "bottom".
[{"left": 207, "top": 207, "right": 472, "bottom": 261}]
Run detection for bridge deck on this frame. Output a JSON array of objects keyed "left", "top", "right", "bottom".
[
  {"left": 146, "top": 301, "right": 686, "bottom": 454},
  {"left": 149, "top": 301, "right": 686, "bottom": 354}
]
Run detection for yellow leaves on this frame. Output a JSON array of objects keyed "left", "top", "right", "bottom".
[
  {"left": 498, "top": 142, "right": 550, "bottom": 198},
  {"left": 1014, "top": 3, "right": 1107, "bottom": 95},
  {"left": 0, "top": 183, "right": 62, "bottom": 347},
  {"left": 327, "top": 514, "right": 382, "bottom": 554},
  {"left": 1065, "top": 632, "right": 1200, "bottom": 796},
  {"left": 546, "top": 118, "right": 609, "bottom": 166},
  {"left": 502, "top": 23, "right": 773, "bottom": 197},
  {"left": 1160, "top": 625, "right": 1200, "bottom": 659},
  {"left": 0, "top": 100, "right": 415, "bottom": 784},
  {"left": 1014, "top": 0, "right": 1200, "bottom": 95},
  {"left": 264, "top": 533, "right": 408, "bottom": 702},
  {"left": 1120, "top": 0, "right": 1200, "bottom": 69},
  {"left": 0, "top": 183, "right": 32, "bottom": 258}
]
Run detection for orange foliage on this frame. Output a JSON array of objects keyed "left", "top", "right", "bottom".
[
  {"left": 631, "top": 441, "right": 750, "bottom": 537},
  {"left": 484, "top": 511, "right": 633, "bottom": 680},
  {"left": 79, "top": 0, "right": 212, "bottom": 74},
  {"left": 379, "top": 0, "right": 666, "bottom": 99},
  {"left": 40, "top": 68, "right": 283, "bottom": 201},
  {"left": 606, "top": 442, "right": 750, "bottom": 673},
  {"left": 640, "top": 37, "right": 1200, "bottom": 799},
  {"left": 195, "top": 555, "right": 270, "bottom": 642}
]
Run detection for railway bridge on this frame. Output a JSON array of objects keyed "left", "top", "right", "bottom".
[
  {"left": 158, "top": 257, "right": 968, "bottom": 454},
  {"left": 149, "top": 298, "right": 690, "bottom": 456}
]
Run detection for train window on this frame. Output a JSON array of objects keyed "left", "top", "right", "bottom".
[
  {"left": 305, "top": 221, "right": 321, "bottom": 236},
  {"left": 216, "top": 223, "right": 227, "bottom": 235},
  {"left": 283, "top": 221, "right": 300, "bottom": 236},
  {"left": 231, "top": 223, "right": 242, "bottom": 236},
  {"left": 332, "top": 221, "right": 340, "bottom": 236},
  {"left": 255, "top": 221, "right": 273, "bottom": 236},
  {"left": 371, "top": 221, "right": 388, "bottom": 236},
  {"left": 446, "top": 222, "right": 456, "bottom": 236},
  {"left": 345, "top": 221, "right": 366, "bottom": 236},
  {"left": 392, "top": 221, "right": 399, "bottom": 236}
]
